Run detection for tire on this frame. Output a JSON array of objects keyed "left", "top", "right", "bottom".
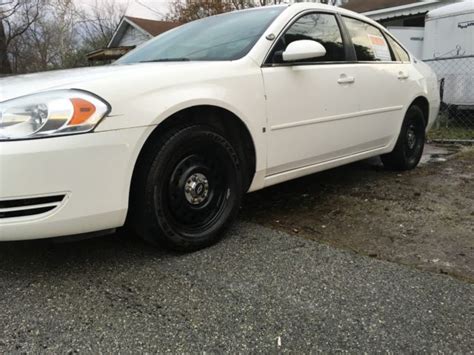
[
  {"left": 381, "top": 105, "right": 425, "bottom": 171},
  {"left": 131, "top": 125, "right": 243, "bottom": 251}
]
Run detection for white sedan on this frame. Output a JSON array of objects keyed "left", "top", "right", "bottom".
[{"left": 0, "top": 3, "right": 439, "bottom": 250}]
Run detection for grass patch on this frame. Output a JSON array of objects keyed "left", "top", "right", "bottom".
[{"left": 429, "top": 126, "right": 474, "bottom": 140}]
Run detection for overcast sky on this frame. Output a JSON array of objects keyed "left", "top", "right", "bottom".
[{"left": 79, "top": 0, "right": 171, "bottom": 20}]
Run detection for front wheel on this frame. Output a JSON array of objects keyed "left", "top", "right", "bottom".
[
  {"left": 381, "top": 105, "right": 426, "bottom": 171},
  {"left": 131, "top": 125, "right": 243, "bottom": 251}
]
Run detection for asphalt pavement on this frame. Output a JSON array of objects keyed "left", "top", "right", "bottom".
[{"left": 0, "top": 222, "right": 472, "bottom": 352}]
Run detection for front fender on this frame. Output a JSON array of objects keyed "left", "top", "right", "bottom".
[{"left": 94, "top": 78, "right": 268, "bottom": 190}]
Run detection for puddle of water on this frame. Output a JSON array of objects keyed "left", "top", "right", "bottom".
[
  {"left": 420, "top": 144, "right": 460, "bottom": 165},
  {"left": 425, "top": 155, "right": 447, "bottom": 163}
]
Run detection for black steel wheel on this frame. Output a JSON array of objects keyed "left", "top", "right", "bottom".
[
  {"left": 381, "top": 105, "right": 426, "bottom": 171},
  {"left": 131, "top": 125, "right": 243, "bottom": 251}
]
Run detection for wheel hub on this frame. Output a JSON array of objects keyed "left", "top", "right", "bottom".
[
  {"left": 184, "top": 173, "right": 209, "bottom": 205},
  {"left": 407, "top": 125, "right": 417, "bottom": 150}
]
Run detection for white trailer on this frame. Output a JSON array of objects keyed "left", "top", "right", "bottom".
[
  {"left": 422, "top": 1, "right": 474, "bottom": 111},
  {"left": 387, "top": 27, "right": 424, "bottom": 59}
]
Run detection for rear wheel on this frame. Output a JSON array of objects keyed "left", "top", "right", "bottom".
[
  {"left": 131, "top": 125, "right": 243, "bottom": 251},
  {"left": 381, "top": 105, "right": 425, "bottom": 171}
]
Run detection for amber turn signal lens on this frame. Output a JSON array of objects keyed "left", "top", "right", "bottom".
[{"left": 69, "top": 98, "right": 97, "bottom": 126}]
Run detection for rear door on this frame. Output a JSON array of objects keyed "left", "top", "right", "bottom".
[{"left": 341, "top": 16, "right": 412, "bottom": 148}]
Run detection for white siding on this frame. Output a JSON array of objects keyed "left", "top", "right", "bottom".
[{"left": 117, "top": 25, "right": 152, "bottom": 47}]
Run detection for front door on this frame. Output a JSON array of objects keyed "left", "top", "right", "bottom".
[{"left": 262, "top": 12, "right": 361, "bottom": 176}]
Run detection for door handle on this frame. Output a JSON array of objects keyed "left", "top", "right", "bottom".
[
  {"left": 337, "top": 74, "right": 355, "bottom": 84},
  {"left": 398, "top": 71, "right": 409, "bottom": 80}
]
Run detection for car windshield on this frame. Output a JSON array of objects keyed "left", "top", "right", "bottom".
[{"left": 116, "top": 7, "right": 285, "bottom": 63}]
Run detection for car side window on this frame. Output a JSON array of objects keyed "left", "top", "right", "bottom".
[
  {"left": 386, "top": 35, "right": 410, "bottom": 62},
  {"left": 343, "top": 17, "right": 392, "bottom": 62},
  {"left": 270, "top": 13, "right": 345, "bottom": 63}
]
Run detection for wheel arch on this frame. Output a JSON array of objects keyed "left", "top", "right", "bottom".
[
  {"left": 130, "top": 104, "right": 257, "bottom": 198},
  {"left": 410, "top": 96, "right": 430, "bottom": 128}
]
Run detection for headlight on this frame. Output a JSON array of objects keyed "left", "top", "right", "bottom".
[{"left": 0, "top": 90, "right": 110, "bottom": 141}]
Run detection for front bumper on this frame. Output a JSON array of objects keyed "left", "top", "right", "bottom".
[{"left": 0, "top": 126, "right": 152, "bottom": 241}]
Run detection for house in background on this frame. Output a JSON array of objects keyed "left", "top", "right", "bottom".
[{"left": 86, "top": 16, "right": 180, "bottom": 63}]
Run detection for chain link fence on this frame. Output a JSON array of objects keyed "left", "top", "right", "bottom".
[{"left": 424, "top": 55, "right": 474, "bottom": 143}]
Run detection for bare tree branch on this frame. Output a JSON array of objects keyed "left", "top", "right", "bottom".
[
  {"left": 1, "top": 0, "right": 43, "bottom": 74},
  {"left": 5, "top": 0, "right": 41, "bottom": 45},
  {"left": 135, "top": 0, "right": 165, "bottom": 18}
]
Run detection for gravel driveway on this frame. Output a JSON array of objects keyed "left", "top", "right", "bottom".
[
  {"left": 0, "top": 223, "right": 472, "bottom": 353},
  {"left": 243, "top": 144, "right": 474, "bottom": 281},
  {"left": 0, "top": 145, "right": 472, "bottom": 352}
]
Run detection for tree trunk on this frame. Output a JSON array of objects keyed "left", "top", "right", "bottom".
[{"left": 0, "top": 19, "right": 12, "bottom": 75}]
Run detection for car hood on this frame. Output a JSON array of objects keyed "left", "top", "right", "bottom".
[
  {"left": 1, "top": 66, "right": 123, "bottom": 102},
  {"left": 0, "top": 62, "right": 232, "bottom": 102}
]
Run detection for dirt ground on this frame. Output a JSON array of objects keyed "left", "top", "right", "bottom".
[{"left": 242, "top": 144, "right": 474, "bottom": 282}]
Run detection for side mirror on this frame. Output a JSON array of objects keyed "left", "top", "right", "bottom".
[{"left": 282, "top": 40, "right": 327, "bottom": 62}]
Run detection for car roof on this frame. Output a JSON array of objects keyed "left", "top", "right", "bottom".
[
  {"left": 222, "top": 3, "right": 386, "bottom": 32},
  {"left": 283, "top": 2, "right": 387, "bottom": 30}
]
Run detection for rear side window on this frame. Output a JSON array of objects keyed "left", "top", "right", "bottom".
[
  {"left": 343, "top": 17, "right": 392, "bottom": 62},
  {"left": 386, "top": 35, "right": 410, "bottom": 62},
  {"left": 271, "top": 13, "right": 345, "bottom": 63}
]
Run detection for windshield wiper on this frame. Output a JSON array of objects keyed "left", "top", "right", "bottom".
[{"left": 140, "top": 58, "right": 191, "bottom": 63}]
